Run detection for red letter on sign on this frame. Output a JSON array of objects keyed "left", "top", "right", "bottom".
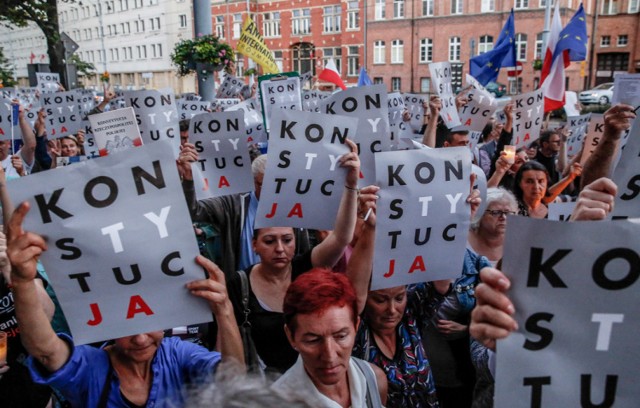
[
  {"left": 87, "top": 303, "right": 103, "bottom": 326},
  {"left": 126, "top": 295, "right": 154, "bottom": 319},
  {"left": 287, "top": 203, "right": 303, "bottom": 218},
  {"left": 218, "top": 176, "right": 230, "bottom": 188},
  {"left": 384, "top": 259, "right": 395, "bottom": 278},
  {"left": 408, "top": 256, "right": 426, "bottom": 273}
]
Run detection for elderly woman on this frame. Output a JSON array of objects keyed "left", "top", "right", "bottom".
[
  {"left": 225, "top": 139, "right": 360, "bottom": 373},
  {"left": 514, "top": 161, "right": 550, "bottom": 218},
  {"left": 6, "top": 202, "right": 244, "bottom": 407},
  {"left": 273, "top": 270, "right": 387, "bottom": 407}
]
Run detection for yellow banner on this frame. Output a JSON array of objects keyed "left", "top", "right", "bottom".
[{"left": 237, "top": 17, "right": 280, "bottom": 75}]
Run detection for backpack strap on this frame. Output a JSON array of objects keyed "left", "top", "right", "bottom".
[
  {"left": 237, "top": 269, "right": 251, "bottom": 327},
  {"left": 352, "top": 358, "right": 383, "bottom": 408}
]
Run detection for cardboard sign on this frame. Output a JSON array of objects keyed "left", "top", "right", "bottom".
[
  {"left": 429, "top": 62, "right": 461, "bottom": 128},
  {"left": 496, "top": 216, "right": 640, "bottom": 407},
  {"left": 88, "top": 107, "right": 143, "bottom": 156},
  {"left": 458, "top": 88, "right": 498, "bottom": 132},
  {"left": 565, "top": 114, "right": 591, "bottom": 157},
  {"left": 259, "top": 75, "right": 302, "bottom": 133},
  {"left": 177, "top": 100, "right": 212, "bottom": 120},
  {"left": 372, "top": 147, "right": 472, "bottom": 290},
  {"left": 547, "top": 201, "right": 576, "bottom": 221},
  {"left": 319, "top": 85, "right": 390, "bottom": 187},
  {"left": 403, "top": 93, "right": 427, "bottom": 133},
  {"left": 255, "top": 109, "right": 358, "bottom": 230},
  {"left": 611, "top": 114, "right": 640, "bottom": 219},
  {"left": 6, "top": 141, "right": 213, "bottom": 344},
  {"left": 188, "top": 111, "right": 254, "bottom": 199},
  {"left": 216, "top": 75, "right": 246, "bottom": 99},
  {"left": 36, "top": 72, "right": 60, "bottom": 93},
  {"left": 123, "top": 89, "right": 180, "bottom": 156},
  {"left": 42, "top": 91, "right": 83, "bottom": 138},
  {"left": 225, "top": 98, "right": 267, "bottom": 145},
  {"left": 512, "top": 89, "right": 544, "bottom": 149}
]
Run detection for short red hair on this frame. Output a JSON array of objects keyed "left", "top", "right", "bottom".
[{"left": 283, "top": 269, "right": 358, "bottom": 334}]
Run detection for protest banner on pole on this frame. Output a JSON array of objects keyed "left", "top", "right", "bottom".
[
  {"left": 512, "top": 89, "right": 544, "bottom": 149},
  {"left": 88, "top": 107, "right": 143, "bottom": 156},
  {"left": 429, "top": 62, "right": 461, "bottom": 128},
  {"left": 319, "top": 84, "right": 390, "bottom": 187},
  {"left": 6, "top": 141, "right": 213, "bottom": 345},
  {"left": 42, "top": 91, "right": 83, "bottom": 138},
  {"left": 496, "top": 216, "right": 640, "bottom": 407},
  {"left": 123, "top": 89, "right": 180, "bottom": 156},
  {"left": 177, "top": 100, "right": 212, "bottom": 120},
  {"left": 372, "top": 147, "right": 472, "bottom": 290},
  {"left": 255, "top": 109, "right": 358, "bottom": 230},
  {"left": 36, "top": 73, "right": 60, "bottom": 93},
  {"left": 611, "top": 114, "right": 640, "bottom": 219},
  {"left": 565, "top": 114, "right": 591, "bottom": 157},
  {"left": 188, "top": 111, "right": 254, "bottom": 199}
]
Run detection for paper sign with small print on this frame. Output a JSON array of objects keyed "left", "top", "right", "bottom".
[
  {"left": 42, "top": 91, "right": 83, "bottom": 139},
  {"left": 611, "top": 114, "right": 640, "bottom": 219},
  {"left": 260, "top": 76, "right": 302, "bottom": 133},
  {"left": 612, "top": 73, "right": 640, "bottom": 107},
  {"left": 372, "top": 147, "right": 472, "bottom": 290},
  {"left": 216, "top": 75, "right": 246, "bottom": 99},
  {"left": 403, "top": 94, "right": 427, "bottom": 133},
  {"left": 565, "top": 114, "right": 591, "bottom": 157},
  {"left": 319, "top": 84, "right": 390, "bottom": 187},
  {"left": 123, "top": 89, "right": 180, "bottom": 156},
  {"left": 458, "top": 88, "right": 498, "bottom": 132},
  {"left": 255, "top": 109, "right": 358, "bottom": 230},
  {"left": 429, "top": 62, "right": 462, "bottom": 128},
  {"left": 177, "top": 100, "right": 212, "bottom": 120},
  {"left": 89, "top": 107, "right": 143, "bottom": 156},
  {"left": 226, "top": 98, "right": 267, "bottom": 145},
  {"left": 495, "top": 216, "right": 640, "bottom": 407},
  {"left": 36, "top": 72, "right": 60, "bottom": 93},
  {"left": 6, "top": 141, "right": 213, "bottom": 345},
  {"left": 547, "top": 201, "right": 576, "bottom": 221},
  {"left": 188, "top": 111, "right": 253, "bottom": 199},
  {"left": 512, "top": 89, "right": 544, "bottom": 149}
]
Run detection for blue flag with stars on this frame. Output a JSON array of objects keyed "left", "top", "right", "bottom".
[
  {"left": 469, "top": 9, "right": 516, "bottom": 86},
  {"left": 357, "top": 67, "right": 373, "bottom": 87},
  {"left": 553, "top": 3, "right": 587, "bottom": 61}
]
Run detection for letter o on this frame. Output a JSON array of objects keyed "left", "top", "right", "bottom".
[
  {"left": 305, "top": 124, "right": 324, "bottom": 142},
  {"left": 84, "top": 176, "right": 118, "bottom": 208},
  {"left": 414, "top": 162, "right": 435, "bottom": 184},
  {"left": 592, "top": 248, "right": 640, "bottom": 290}
]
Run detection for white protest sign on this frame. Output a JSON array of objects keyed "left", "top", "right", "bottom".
[
  {"left": 612, "top": 73, "right": 640, "bottom": 107},
  {"left": 512, "top": 89, "right": 544, "bottom": 149},
  {"left": 388, "top": 92, "right": 411, "bottom": 149},
  {"left": 36, "top": 72, "right": 60, "bottom": 93},
  {"left": 76, "top": 89, "right": 96, "bottom": 118},
  {"left": 0, "top": 98, "right": 20, "bottom": 141},
  {"left": 42, "top": 91, "right": 83, "bottom": 138},
  {"left": 177, "top": 100, "right": 212, "bottom": 120},
  {"left": 429, "top": 62, "right": 461, "bottom": 129},
  {"left": 225, "top": 98, "right": 267, "bottom": 145},
  {"left": 580, "top": 114, "right": 604, "bottom": 167},
  {"left": 457, "top": 87, "right": 498, "bottom": 132},
  {"left": 611, "top": 114, "right": 640, "bottom": 219},
  {"left": 6, "top": 141, "right": 213, "bottom": 344},
  {"left": 468, "top": 131, "right": 483, "bottom": 151},
  {"left": 565, "top": 114, "right": 591, "bottom": 157},
  {"left": 372, "top": 147, "right": 472, "bottom": 290},
  {"left": 319, "top": 84, "right": 390, "bottom": 187},
  {"left": 255, "top": 109, "right": 358, "bottom": 230},
  {"left": 496, "top": 216, "right": 640, "bottom": 407},
  {"left": 547, "top": 201, "right": 576, "bottom": 221},
  {"left": 403, "top": 93, "right": 427, "bottom": 133},
  {"left": 0, "top": 88, "right": 15, "bottom": 100},
  {"left": 212, "top": 98, "right": 241, "bottom": 111},
  {"left": 83, "top": 133, "right": 100, "bottom": 158},
  {"left": 465, "top": 74, "right": 486, "bottom": 91},
  {"left": 302, "top": 90, "right": 331, "bottom": 113},
  {"left": 56, "top": 156, "right": 87, "bottom": 167},
  {"left": 188, "top": 111, "right": 253, "bottom": 199},
  {"left": 216, "top": 75, "right": 246, "bottom": 99},
  {"left": 124, "top": 89, "right": 180, "bottom": 156},
  {"left": 88, "top": 107, "right": 142, "bottom": 156},
  {"left": 260, "top": 76, "right": 302, "bottom": 133}
]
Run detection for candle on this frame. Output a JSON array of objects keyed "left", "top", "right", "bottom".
[{"left": 504, "top": 145, "right": 516, "bottom": 165}]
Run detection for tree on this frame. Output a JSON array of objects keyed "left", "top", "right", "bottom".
[
  {"left": 0, "top": 0, "right": 64, "bottom": 77},
  {"left": 70, "top": 54, "right": 95, "bottom": 77},
  {"left": 0, "top": 47, "right": 17, "bottom": 87}
]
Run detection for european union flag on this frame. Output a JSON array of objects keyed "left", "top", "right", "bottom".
[
  {"left": 357, "top": 67, "right": 373, "bottom": 87},
  {"left": 554, "top": 3, "right": 587, "bottom": 61},
  {"left": 469, "top": 9, "right": 516, "bottom": 86},
  {"left": 11, "top": 104, "right": 19, "bottom": 126}
]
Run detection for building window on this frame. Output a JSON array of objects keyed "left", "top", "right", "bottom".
[
  {"left": 263, "top": 12, "right": 281, "bottom": 37},
  {"left": 179, "top": 14, "right": 187, "bottom": 28},
  {"left": 419, "top": 38, "right": 433, "bottom": 63},
  {"left": 509, "top": 77, "right": 522, "bottom": 94},
  {"left": 375, "top": 0, "right": 386, "bottom": 20},
  {"left": 482, "top": 0, "right": 495, "bottom": 11},
  {"left": 149, "top": 17, "right": 160, "bottom": 31},
  {"left": 630, "top": 0, "right": 639, "bottom": 13},
  {"left": 601, "top": 35, "right": 611, "bottom": 47},
  {"left": 422, "top": 0, "right": 434, "bottom": 15},
  {"left": 617, "top": 35, "right": 628, "bottom": 46},
  {"left": 292, "top": 9, "right": 311, "bottom": 35},
  {"left": 391, "top": 39, "right": 404, "bottom": 63},
  {"left": 535, "top": 32, "right": 543, "bottom": 59},
  {"left": 323, "top": 47, "right": 342, "bottom": 73},
  {"left": 601, "top": 0, "right": 618, "bottom": 14},
  {"left": 374, "top": 77, "right": 384, "bottom": 84},
  {"left": 347, "top": 2, "right": 359, "bottom": 29},
  {"left": 273, "top": 50, "right": 283, "bottom": 72},
  {"left": 215, "top": 16, "right": 225, "bottom": 38},
  {"left": 374, "top": 41, "right": 385, "bottom": 64},
  {"left": 420, "top": 77, "right": 431, "bottom": 93},
  {"left": 235, "top": 59, "right": 244, "bottom": 77},
  {"left": 451, "top": 0, "right": 463, "bottom": 14},
  {"left": 449, "top": 37, "right": 461, "bottom": 62},
  {"left": 233, "top": 14, "right": 242, "bottom": 39},
  {"left": 539, "top": 0, "right": 554, "bottom": 6},
  {"left": 392, "top": 77, "right": 401, "bottom": 91},
  {"left": 516, "top": 33, "right": 528, "bottom": 61},
  {"left": 394, "top": 0, "right": 404, "bottom": 18},
  {"left": 478, "top": 35, "right": 493, "bottom": 54},
  {"left": 292, "top": 43, "right": 315, "bottom": 75},
  {"left": 347, "top": 46, "right": 359, "bottom": 76},
  {"left": 515, "top": 0, "right": 529, "bottom": 9},
  {"left": 323, "top": 5, "right": 341, "bottom": 33}
]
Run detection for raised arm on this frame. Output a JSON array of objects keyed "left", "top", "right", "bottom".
[
  {"left": 543, "top": 162, "right": 582, "bottom": 204},
  {"left": 16, "top": 100, "right": 36, "bottom": 167},
  {"left": 422, "top": 95, "right": 441, "bottom": 148}
]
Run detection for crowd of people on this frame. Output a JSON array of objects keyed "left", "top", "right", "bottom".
[{"left": 0, "top": 72, "right": 636, "bottom": 408}]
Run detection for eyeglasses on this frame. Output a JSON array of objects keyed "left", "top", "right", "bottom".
[{"left": 485, "top": 210, "right": 516, "bottom": 217}]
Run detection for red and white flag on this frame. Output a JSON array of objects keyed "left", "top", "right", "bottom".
[
  {"left": 318, "top": 58, "right": 346, "bottom": 90},
  {"left": 540, "top": 3, "right": 568, "bottom": 113}
]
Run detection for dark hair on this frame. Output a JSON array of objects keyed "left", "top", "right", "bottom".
[
  {"left": 513, "top": 160, "right": 550, "bottom": 202},
  {"left": 538, "top": 130, "right": 558, "bottom": 146},
  {"left": 283, "top": 270, "right": 358, "bottom": 335},
  {"left": 179, "top": 119, "right": 190, "bottom": 132}
]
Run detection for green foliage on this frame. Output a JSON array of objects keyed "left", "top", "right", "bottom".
[
  {"left": 0, "top": 47, "right": 17, "bottom": 87},
  {"left": 243, "top": 67, "right": 257, "bottom": 77},
  {"left": 69, "top": 54, "right": 96, "bottom": 76},
  {"left": 533, "top": 59, "right": 543, "bottom": 71},
  {"left": 171, "top": 34, "right": 235, "bottom": 76}
]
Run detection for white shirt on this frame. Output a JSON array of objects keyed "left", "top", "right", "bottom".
[{"left": 1, "top": 148, "right": 33, "bottom": 180}]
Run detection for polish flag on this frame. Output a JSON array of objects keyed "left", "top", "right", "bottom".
[
  {"left": 540, "top": 3, "right": 566, "bottom": 113},
  {"left": 30, "top": 52, "right": 36, "bottom": 64},
  {"left": 318, "top": 58, "right": 346, "bottom": 90}
]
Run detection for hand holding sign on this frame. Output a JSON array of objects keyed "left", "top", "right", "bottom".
[
  {"left": 340, "top": 139, "right": 360, "bottom": 190},
  {"left": 570, "top": 177, "right": 617, "bottom": 221},
  {"left": 186, "top": 255, "right": 233, "bottom": 316},
  {"left": 603, "top": 103, "right": 636, "bottom": 140},
  {"left": 177, "top": 142, "right": 197, "bottom": 180},
  {"left": 358, "top": 185, "right": 380, "bottom": 227},
  {"left": 6, "top": 202, "right": 48, "bottom": 285}
]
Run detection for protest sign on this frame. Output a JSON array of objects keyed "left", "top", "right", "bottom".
[
  {"left": 465, "top": 74, "right": 486, "bottom": 91},
  {"left": 547, "top": 201, "right": 576, "bottom": 221},
  {"left": 580, "top": 114, "right": 604, "bottom": 166},
  {"left": 300, "top": 71, "right": 313, "bottom": 89},
  {"left": 512, "top": 89, "right": 544, "bottom": 149},
  {"left": 612, "top": 73, "right": 640, "bottom": 107},
  {"left": 388, "top": 92, "right": 412, "bottom": 149},
  {"left": 0, "top": 98, "right": 20, "bottom": 141},
  {"left": 212, "top": 98, "right": 241, "bottom": 111},
  {"left": 76, "top": 89, "right": 96, "bottom": 118},
  {"left": 496, "top": 216, "right": 640, "bottom": 407},
  {"left": 255, "top": 109, "right": 358, "bottom": 230},
  {"left": 88, "top": 107, "right": 142, "bottom": 156},
  {"left": 403, "top": 93, "right": 427, "bottom": 133},
  {"left": 611, "top": 114, "right": 640, "bottom": 219},
  {"left": 468, "top": 131, "right": 483, "bottom": 151},
  {"left": 429, "top": 62, "right": 461, "bottom": 128},
  {"left": 319, "top": 84, "right": 390, "bottom": 187},
  {"left": 177, "top": 100, "right": 212, "bottom": 120},
  {"left": 36, "top": 72, "right": 60, "bottom": 93},
  {"left": 226, "top": 98, "right": 267, "bottom": 145},
  {"left": 188, "top": 111, "right": 254, "bottom": 199},
  {"left": 56, "top": 156, "right": 87, "bottom": 167},
  {"left": 565, "top": 114, "right": 591, "bottom": 157},
  {"left": 458, "top": 87, "right": 498, "bottom": 132},
  {"left": 83, "top": 133, "right": 100, "bottom": 158},
  {"left": 236, "top": 16, "right": 279, "bottom": 74},
  {"left": 6, "top": 141, "right": 213, "bottom": 344},
  {"left": 0, "top": 88, "right": 15, "bottom": 100},
  {"left": 372, "top": 147, "right": 472, "bottom": 290},
  {"left": 259, "top": 75, "right": 302, "bottom": 133},
  {"left": 302, "top": 90, "right": 331, "bottom": 113},
  {"left": 216, "top": 75, "right": 246, "bottom": 99},
  {"left": 123, "top": 89, "right": 180, "bottom": 156},
  {"left": 42, "top": 91, "right": 83, "bottom": 138}
]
